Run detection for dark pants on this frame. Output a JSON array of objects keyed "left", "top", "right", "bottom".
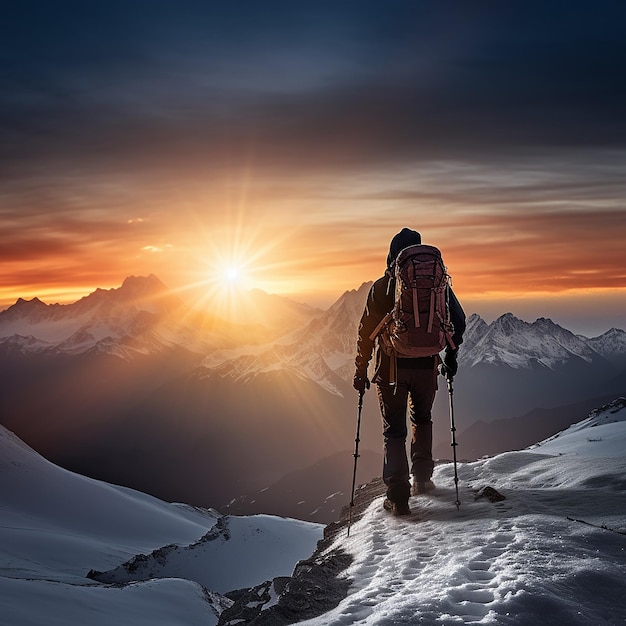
[{"left": 376, "top": 363, "right": 438, "bottom": 502}]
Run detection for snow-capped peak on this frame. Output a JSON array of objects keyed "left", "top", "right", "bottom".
[
  {"left": 0, "top": 275, "right": 188, "bottom": 356},
  {"left": 586, "top": 327, "right": 626, "bottom": 364},
  {"left": 460, "top": 312, "right": 603, "bottom": 369}
]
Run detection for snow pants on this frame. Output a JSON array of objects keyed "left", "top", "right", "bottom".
[{"left": 376, "top": 362, "right": 438, "bottom": 503}]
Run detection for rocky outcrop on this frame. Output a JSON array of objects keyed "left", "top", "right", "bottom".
[{"left": 218, "top": 478, "right": 387, "bottom": 626}]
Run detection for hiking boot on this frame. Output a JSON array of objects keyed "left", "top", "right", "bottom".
[
  {"left": 411, "top": 478, "right": 436, "bottom": 496},
  {"left": 383, "top": 498, "right": 411, "bottom": 517}
]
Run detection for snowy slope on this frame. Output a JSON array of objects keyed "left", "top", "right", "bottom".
[
  {"left": 0, "top": 425, "right": 219, "bottom": 582},
  {"left": 528, "top": 396, "right": 626, "bottom": 457},
  {"left": 241, "top": 398, "right": 626, "bottom": 625},
  {"left": 2, "top": 398, "right": 626, "bottom": 625},
  {"left": 0, "top": 424, "right": 323, "bottom": 625}
]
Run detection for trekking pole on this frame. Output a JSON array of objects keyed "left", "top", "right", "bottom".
[
  {"left": 347, "top": 390, "right": 364, "bottom": 537},
  {"left": 446, "top": 372, "right": 461, "bottom": 510}
]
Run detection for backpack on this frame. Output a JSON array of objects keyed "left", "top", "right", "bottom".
[{"left": 370, "top": 244, "right": 456, "bottom": 359}]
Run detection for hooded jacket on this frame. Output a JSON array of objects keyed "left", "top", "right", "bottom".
[{"left": 355, "top": 229, "right": 466, "bottom": 383}]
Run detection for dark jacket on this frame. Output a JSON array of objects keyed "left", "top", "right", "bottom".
[{"left": 355, "top": 231, "right": 466, "bottom": 383}]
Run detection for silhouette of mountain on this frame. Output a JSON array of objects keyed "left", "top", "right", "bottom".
[
  {"left": 1, "top": 276, "right": 625, "bottom": 518},
  {"left": 222, "top": 449, "right": 383, "bottom": 524}
]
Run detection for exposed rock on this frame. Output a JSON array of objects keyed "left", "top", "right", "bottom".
[
  {"left": 475, "top": 485, "right": 506, "bottom": 502},
  {"left": 218, "top": 478, "right": 387, "bottom": 625}
]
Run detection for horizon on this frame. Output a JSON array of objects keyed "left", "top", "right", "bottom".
[
  {"left": 1, "top": 272, "right": 623, "bottom": 339},
  {"left": 2, "top": 2, "right": 625, "bottom": 339}
]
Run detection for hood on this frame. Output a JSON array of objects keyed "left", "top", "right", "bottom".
[{"left": 386, "top": 228, "right": 422, "bottom": 268}]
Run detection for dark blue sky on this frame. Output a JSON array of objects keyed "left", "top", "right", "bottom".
[{"left": 3, "top": 0, "right": 626, "bottom": 176}]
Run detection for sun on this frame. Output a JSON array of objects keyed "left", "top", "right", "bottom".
[
  {"left": 224, "top": 266, "right": 240, "bottom": 281},
  {"left": 217, "top": 262, "right": 248, "bottom": 289},
  {"left": 179, "top": 221, "right": 302, "bottom": 320}
]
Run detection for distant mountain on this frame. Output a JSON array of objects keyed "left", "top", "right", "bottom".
[
  {"left": 460, "top": 312, "right": 604, "bottom": 369},
  {"left": 200, "top": 282, "right": 371, "bottom": 396},
  {"left": 2, "top": 277, "right": 623, "bottom": 396},
  {"left": 445, "top": 312, "right": 626, "bottom": 426},
  {"left": 0, "top": 275, "right": 321, "bottom": 357},
  {"left": 586, "top": 327, "right": 626, "bottom": 367},
  {"left": 1, "top": 276, "right": 625, "bottom": 518}
]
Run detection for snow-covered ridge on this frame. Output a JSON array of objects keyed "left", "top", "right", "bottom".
[
  {"left": 220, "top": 397, "right": 626, "bottom": 625},
  {"left": 0, "top": 422, "right": 323, "bottom": 625},
  {"left": 586, "top": 327, "right": 626, "bottom": 364},
  {"left": 89, "top": 513, "right": 322, "bottom": 595},
  {"left": 529, "top": 397, "right": 626, "bottom": 457}
]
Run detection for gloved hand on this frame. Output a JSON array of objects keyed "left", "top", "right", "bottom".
[
  {"left": 442, "top": 348, "right": 458, "bottom": 379},
  {"left": 353, "top": 371, "right": 370, "bottom": 393}
]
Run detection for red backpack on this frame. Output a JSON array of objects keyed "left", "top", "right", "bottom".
[{"left": 371, "top": 244, "right": 456, "bottom": 359}]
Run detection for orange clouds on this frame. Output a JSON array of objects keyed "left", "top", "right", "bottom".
[
  {"left": 441, "top": 209, "right": 626, "bottom": 295},
  {"left": 1, "top": 158, "right": 625, "bottom": 324}
]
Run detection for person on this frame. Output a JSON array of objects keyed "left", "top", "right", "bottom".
[{"left": 353, "top": 228, "right": 465, "bottom": 516}]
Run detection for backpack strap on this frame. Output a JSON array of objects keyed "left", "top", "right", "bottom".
[
  {"left": 368, "top": 310, "right": 393, "bottom": 342},
  {"left": 412, "top": 284, "right": 420, "bottom": 328},
  {"left": 411, "top": 259, "right": 420, "bottom": 328},
  {"left": 386, "top": 275, "right": 393, "bottom": 296},
  {"left": 426, "top": 258, "right": 441, "bottom": 333},
  {"left": 427, "top": 288, "right": 436, "bottom": 333}
]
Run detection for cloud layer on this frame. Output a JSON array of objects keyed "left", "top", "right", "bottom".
[{"left": 1, "top": 1, "right": 625, "bottom": 333}]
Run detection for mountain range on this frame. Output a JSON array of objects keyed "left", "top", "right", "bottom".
[{"left": 1, "top": 275, "right": 625, "bottom": 520}]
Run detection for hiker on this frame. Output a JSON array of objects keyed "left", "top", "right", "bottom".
[{"left": 353, "top": 228, "right": 465, "bottom": 516}]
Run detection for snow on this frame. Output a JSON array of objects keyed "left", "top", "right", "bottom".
[
  {"left": 0, "top": 424, "right": 323, "bottom": 625},
  {"left": 460, "top": 313, "right": 603, "bottom": 370},
  {"left": 0, "top": 310, "right": 89, "bottom": 344},
  {"left": 2, "top": 399, "right": 626, "bottom": 625},
  {"left": 528, "top": 398, "right": 626, "bottom": 458},
  {"left": 0, "top": 426, "right": 219, "bottom": 582},
  {"left": 1, "top": 577, "right": 217, "bottom": 626},
  {"left": 295, "top": 398, "right": 626, "bottom": 625},
  {"left": 92, "top": 514, "right": 324, "bottom": 594}
]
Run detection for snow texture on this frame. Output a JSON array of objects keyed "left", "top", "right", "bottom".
[
  {"left": 3, "top": 399, "right": 625, "bottom": 625},
  {"left": 267, "top": 398, "right": 626, "bottom": 625},
  {"left": 460, "top": 313, "right": 604, "bottom": 370},
  {"left": 0, "top": 424, "right": 323, "bottom": 625}
]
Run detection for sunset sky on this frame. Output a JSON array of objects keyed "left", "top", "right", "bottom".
[{"left": 2, "top": 1, "right": 625, "bottom": 335}]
